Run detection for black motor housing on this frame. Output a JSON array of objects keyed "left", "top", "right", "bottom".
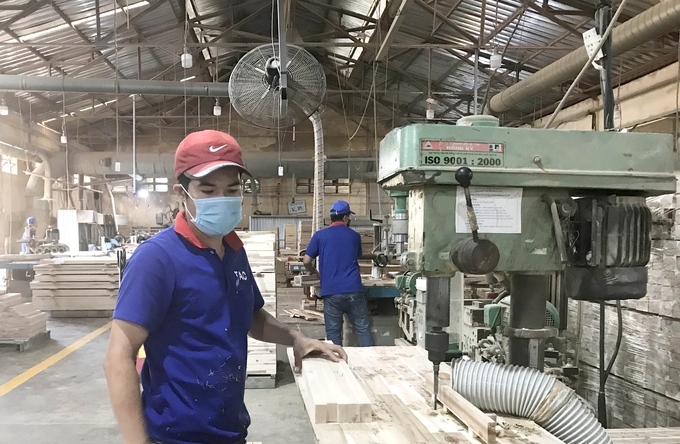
[{"left": 562, "top": 195, "right": 651, "bottom": 301}]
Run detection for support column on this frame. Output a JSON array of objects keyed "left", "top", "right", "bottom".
[{"left": 507, "top": 274, "right": 551, "bottom": 370}]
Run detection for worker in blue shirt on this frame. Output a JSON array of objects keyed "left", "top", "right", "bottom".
[
  {"left": 303, "top": 201, "right": 374, "bottom": 347},
  {"left": 104, "top": 130, "right": 346, "bottom": 444}
]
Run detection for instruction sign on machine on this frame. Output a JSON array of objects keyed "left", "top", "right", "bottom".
[
  {"left": 455, "top": 187, "right": 522, "bottom": 234},
  {"left": 421, "top": 140, "right": 505, "bottom": 167}
]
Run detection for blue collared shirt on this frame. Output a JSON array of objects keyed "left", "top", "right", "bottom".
[
  {"left": 113, "top": 212, "right": 264, "bottom": 444},
  {"left": 306, "top": 222, "right": 363, "bottom": 297}
]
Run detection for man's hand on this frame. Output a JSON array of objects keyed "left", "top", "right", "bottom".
[{"left": 292, "top": 334, "right": 347, "bottom": 373}]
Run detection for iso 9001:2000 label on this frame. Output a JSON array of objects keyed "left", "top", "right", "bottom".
[{"left": 420, "top": 140, "right": 505, "bottom": 168}]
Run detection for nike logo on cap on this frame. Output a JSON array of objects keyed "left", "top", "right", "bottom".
[{"left": 209, "top": 144, "right": 228, "bottom": 153}]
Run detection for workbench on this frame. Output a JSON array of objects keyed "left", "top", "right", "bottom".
[
  {"left": 290, "top": 345, "right": 680, "bottom": 443},
  {"left": 290, "top": 345, "right": 562, "bottom": 443},
  {"left": 361, "top": 276, "right": 399, "bottom": 299}
]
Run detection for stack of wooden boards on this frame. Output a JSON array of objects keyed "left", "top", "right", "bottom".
[
  {"left": 565, "top": 190, "right": 680, "bottom": 429},
  {"left": 284, "top": 224, "right": 297, "bottom": 250},
  {"left": 286, "top": 348, "right": 371, "bottom": 424},
  {"left": 239, "top": 231, "right": 278, "bottom": 387},
  {"left": 0, "top": 293, "right": 47, "bottom": 341},
  {"left": 355, "top": 228, "right": 376, "bottom": 254},
  {"left": 31, "top": 256, "right": 120, "bottom": 317},
  {"left": 297, "top": 221, "right": 313, "bottom": 252}
]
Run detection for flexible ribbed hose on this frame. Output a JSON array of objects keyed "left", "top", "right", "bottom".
[
  {"left": 310, "top": 111, "right": 324, "bottom": 234},
  {"left": 452, "top": 360, "right": 611, "bottom": 444}
]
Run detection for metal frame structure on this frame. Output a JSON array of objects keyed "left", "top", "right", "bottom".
[{"left": 0, "top": 0, "right": 675, "bottom": 149}]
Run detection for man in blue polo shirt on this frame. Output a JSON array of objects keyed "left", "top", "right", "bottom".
[
  {"left": 104, "top": 130, "right": 346, "bottom": 444},
  {"left": 302, "top": 201, "right": 374, "bottom": 347}
]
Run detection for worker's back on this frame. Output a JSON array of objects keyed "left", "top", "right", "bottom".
[{"left": 306, "top": 223, "right": 363, "bottom": 297}]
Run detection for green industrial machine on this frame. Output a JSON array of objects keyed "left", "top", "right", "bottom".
[{"left": 379, "top": 115, "right": 675, "bottom": 405}]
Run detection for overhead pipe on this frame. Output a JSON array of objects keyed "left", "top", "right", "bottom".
[
  {"left": 25, "top": 153, "right": 53, "bottom": 202},
  {"left": 25, "top": 162, "right": 45, "bottom": 196},
  {"left": 61, "top": 151, "right": 375, "bottom": 180},
  {"left": 488, "top": 0, "right": 680, "bottom": 115},
  {"left": 0, "top": 74, "right": 230, "bottom": 97}
]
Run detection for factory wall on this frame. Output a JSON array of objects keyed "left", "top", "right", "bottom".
[
  {"left": 102, "top": 177, "right": 380, "bottom": 233},
  {"left": 565, "top": 176, "right": 680, "bottom": 428}
]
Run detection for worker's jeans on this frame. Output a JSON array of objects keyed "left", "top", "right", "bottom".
[{"left": 323, "top": 292, "right": 374, "bottom": 347}]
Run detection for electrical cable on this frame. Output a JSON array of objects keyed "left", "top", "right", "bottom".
[
  {"left": 675, "top": 32, "right": 679, "bottom": 154},
  {"left": 604, "top": 301, "right": 623, "bottom": 382},
  {"left": 481, "top": 8, "right": 525, "bottom": 112},
  {"left": 544, "top": 0, "right": 629, "bottom": 129}
]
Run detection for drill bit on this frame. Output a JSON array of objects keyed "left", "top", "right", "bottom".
[{"left": 432, "top": 363, "right": 440, "bottom": 410}]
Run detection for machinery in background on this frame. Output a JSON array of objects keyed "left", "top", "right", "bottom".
[
  {"left": 17, "top": 227, "right": 70, "bottom": 254},
  {"left": 378, "top": 115, "right": 675, "bottom": 407},
  {"left": 156, "top": 203, "right": 180, "bottom": 227}
]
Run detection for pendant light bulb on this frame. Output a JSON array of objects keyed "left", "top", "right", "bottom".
[
  {"left": 0, "top": 99, "right": 8, "bottom": 116},
  {"left": 490, "top": 50, "right": 502, "bottom": 70},
  {"left": 213, "top": 99, "right": 222, "bottom": 117},
  {"left": 60, "top": 132, "right": 67, "bottom": 144},
  {"left": 426, "top": 105, "right": 434, "bottom": 120},
  {"left": 181, "top": 49, "right": 193, "bottom": 69}
]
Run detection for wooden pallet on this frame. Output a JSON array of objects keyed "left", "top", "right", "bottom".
[
  {"left": 0, "top": 330, "right": 51, "bottom": 352},
  {"left": 0, "top": 293, "right": 48, "bottom": 342}
]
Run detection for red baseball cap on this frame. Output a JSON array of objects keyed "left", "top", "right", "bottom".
[{"left": 174, "top": 130, "right": 251, "bottom": 179}]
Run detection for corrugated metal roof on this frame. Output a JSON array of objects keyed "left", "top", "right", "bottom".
[{"left": 0, "top": 0, "right": 675, "bottom": 149}]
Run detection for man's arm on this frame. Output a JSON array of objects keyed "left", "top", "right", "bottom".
[
  {"left": 302, "top": 254, "right": 319, "bottom": 276},
  {"left": 249, "top": 309, "right": 347, "bottom": 372},
  {"left": 104, "top": 320, "right": 151, "bottom": 444}
]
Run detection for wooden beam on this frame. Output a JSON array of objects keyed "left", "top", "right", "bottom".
[
  {"left": 424, "top": 372, "right": 497, "bottom": 444},
  {"left": 375, "top": 0, "right": 415, "bottom": 62}
]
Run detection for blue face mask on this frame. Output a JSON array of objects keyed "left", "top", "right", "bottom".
[{"left": 182, "top": 187, "right": 243, "bottom": 238}]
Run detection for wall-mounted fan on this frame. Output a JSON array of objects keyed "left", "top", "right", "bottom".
[{"left": 228, "top": 44, "right": 326, "bottom": 129}]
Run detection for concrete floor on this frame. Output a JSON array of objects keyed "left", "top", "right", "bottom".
[{"left": 0, "top": 317, "right": 320, "bottom": 444}]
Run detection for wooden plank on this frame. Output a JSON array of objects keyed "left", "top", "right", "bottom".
[
  {"left": 48, "top": 310, "right": 112, "bottom": 318},
  {"left": 608, "top": 427, "right": 680, "bottom": 442},
  {"left": 286, "top": 347, "right": 371, "bottom": 425},
  {"left": 33, "top": 296, "right": 117, "bottom": 311},
  {"left": 30, "top": 281, "right": 119, "bottom": 290},
  {"left": 32, "top": 289, "right": 118, "bottom": 297},
  {"left": 424, "top": 372, "right": 497, "bottom": 444},
  {"left": 293, "top": 275, "right": 320, "bottom": 287}
]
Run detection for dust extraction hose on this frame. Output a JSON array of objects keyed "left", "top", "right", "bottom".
[{"left": 452, "top": 360, "right": 611, "bottom": 444}]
